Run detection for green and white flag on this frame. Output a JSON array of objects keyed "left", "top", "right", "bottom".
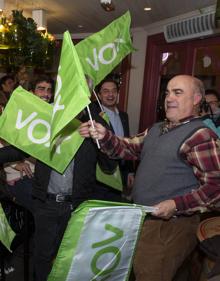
[
  {"left": 0, "top": 203, "right": 15, "bottom": 251},
  {"left": 96, "top": 164, "right": 123, "bottom": 191},
  {"left": 76, "top": 11, "right": 134, "bottom": 86},
  {"left": 51, "top": 31, "right": 91, "bottom": 143},
  {"left": 48, "top": 200, "right": 145, "bottom": 281},
  {"left": 0, "top": 87, "right": 84, "bottom": 173}
]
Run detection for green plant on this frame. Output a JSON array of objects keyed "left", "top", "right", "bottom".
[{"left": 0, "top": 10, "right": 55, "bottom": 69}]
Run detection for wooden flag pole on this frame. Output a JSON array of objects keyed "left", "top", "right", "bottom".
[{"left": 86, "top": 105, "right": 100, "bottom": 149}]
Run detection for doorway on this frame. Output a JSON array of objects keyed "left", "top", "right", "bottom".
[{"left": 139, "top": 33, "right": 220, "bottom": 131}]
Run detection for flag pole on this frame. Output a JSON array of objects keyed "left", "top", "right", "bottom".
[
  {"left": 92, "top": 89, "right": 104, "bottom": 112},
  {"left": 86, "top": 105, "right": 100, "bottom": 149}
]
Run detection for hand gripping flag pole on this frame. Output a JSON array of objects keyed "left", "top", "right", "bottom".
[{"left": 86, "top": 105, "right": 100, "bottom": 149}]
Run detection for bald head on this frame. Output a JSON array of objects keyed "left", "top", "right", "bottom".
[
  {"left": 165, "top": 75, "right": 204, "bottom": 123},
  {"left": 170, "top": 75, "right": 204, "bottom": 98}
]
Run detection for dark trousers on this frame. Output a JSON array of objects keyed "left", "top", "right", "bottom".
[{"left": 33, "top": 198, "right": 72, "bottom": 281}]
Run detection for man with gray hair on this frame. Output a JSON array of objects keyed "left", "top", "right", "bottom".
[{"left": 79, "top": 75, "right": 220, "bottom": 281}]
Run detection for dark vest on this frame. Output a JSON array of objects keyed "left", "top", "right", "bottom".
[{"left": 132, "top": 119, "right": 207, "bottom": 206}]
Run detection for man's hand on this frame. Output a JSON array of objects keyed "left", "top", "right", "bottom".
[
  {"left": 79, "top": 121, "right": 107, "bottom": 140},
  {"left": 152, "top": 199, "right": 177, "bottom": 220},
  {"left": 14, "top": 162, "right": 33, "bottom": 179}
]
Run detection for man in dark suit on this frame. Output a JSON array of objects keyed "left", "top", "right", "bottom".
[
  {"left": 0, "top": 74, "right": 118, "bottom": 281},
  {"left": 0, "top": 139, "right": 114, "bottom": 281},
  {"left": 95, "top": 75, "right": 134, "bottom": 197}
]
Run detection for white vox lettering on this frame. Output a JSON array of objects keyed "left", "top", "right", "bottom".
[
  {"left": 52, "top": 95, "right": 65, "bottom": 120},
  {"left": 98, "top": 43, "right": 117, "bottom": 65},
  {"left": 27, "top": 119, "right": 51, "bottom": 144},
  {"left": 114, "top": 38, "right": 125, "bottom": 52},
  {"left": 85, "top": 37, "right": 125, "bottom": 71},
  {"left": 16, "top": 109, "right": 37, "bottom": 129},
  {"left": 15, "top": 109, "right": 69, "bottom": 153},
  {"left": 86, "top": 48, "right": 99, "bottom": 71},
  {"left": 54, "top": 66, "right": 62, "bottom": 100},
  {"left": 52, "top": 66, "right": 65, "bottom": 120},
  {"left": 45, "top": 134, "right": 72, "bottom": 152},
  {"left": 16, "top": 110, "right": 51, "bottom": 146},
  {"left": 90, "top": 224, "right": 123, "bottom": 280}
]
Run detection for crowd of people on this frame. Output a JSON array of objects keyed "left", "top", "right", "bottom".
[{"left": 0, "top": 72, "right": 219, "bottom": 281}]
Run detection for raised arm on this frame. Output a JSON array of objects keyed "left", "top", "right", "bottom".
[
  {"left": 79, "top": 121, "right": 147, "bottom": 161},
  {"left": 0, "top": 146, "right": 27, "bottom": 164}
]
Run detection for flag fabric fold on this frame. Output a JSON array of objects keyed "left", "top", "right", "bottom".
[
  {"left": 0, "top": 87, "right": 83, "bottom": 173},
  {"left": 76, "top": 11, "right": 134, "bottom": 86},
  {"left": 51, "top": 31, "right": 91, "bottom": 143},
  {"left": 0, "top": 11, "right": 134, "bottom": 172},
  {"left": 0, "top": 203, "right": 15, "bottom": 251}
]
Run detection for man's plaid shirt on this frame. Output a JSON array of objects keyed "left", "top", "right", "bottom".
[{"left": 100, "top": 119, "right": 220, "bottom": 214}]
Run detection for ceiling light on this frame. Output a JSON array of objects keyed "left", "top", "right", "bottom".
[
  {"left": 144, "top": 7, "right": 151, "bottom": 11},
  {"left": 100, "top": 0, "right": 115, "bottom": 12},
  {"left": 32, "top": 9, "right": 47, "bottom": 31}
]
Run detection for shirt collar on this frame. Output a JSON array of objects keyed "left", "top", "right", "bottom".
[
  {"left": 103, "top": 105, "right": 119, "bottom": 115},
  {"left": 161, "top": 115, "right": 200, "bottom": 134}
]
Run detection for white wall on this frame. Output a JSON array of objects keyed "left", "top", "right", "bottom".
[
  {"left": 127, "top": 5, "right": 215, "bottom": 134},
  {"left": 127, "top": 28, "right": 148, "bottom": 135}
]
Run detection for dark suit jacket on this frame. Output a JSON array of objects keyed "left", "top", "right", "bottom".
[
  {"left": 119, "top": 111, "right": 130, "bottom": 137},
  {"left": 85, "top": 102, "right": 133, "bottom": 187},
  {"left": 118, "top": 111, "right": 134, "bottom": 185}
]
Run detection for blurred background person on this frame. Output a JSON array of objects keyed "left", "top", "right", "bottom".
[
  {"left": 0, "top": 74, "right": 16, "bottom": 110},
  {"left": 204, "top": 89, "right": 220, "bottom": 126}
]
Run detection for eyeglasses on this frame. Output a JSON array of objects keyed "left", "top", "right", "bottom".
[
  {"left": 207, "top": 100, "right": 219, "bottom": 106},
  {"left": 100, "top": 88, "right": 118, "bottom": 95}
]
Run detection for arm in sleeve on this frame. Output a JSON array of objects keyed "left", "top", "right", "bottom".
[
  {"left": 173, "top": 128, "right": 220, "bottom": 214},
  {"left": 0, "top": 145, "right": 27, "bottom": 164},
  {"left": 97, "top": 150, "right": 118, "bottom": 175},
  {"left": 100, "top": 130, "right": 147, "bottom": 161}
]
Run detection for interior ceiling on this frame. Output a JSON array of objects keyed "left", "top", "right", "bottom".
[{"left": 3, "top": 0, "right": 217, "bottom": 34}]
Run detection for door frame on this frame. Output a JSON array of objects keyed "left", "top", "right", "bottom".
[{"left": 139, "top": 33, "right": 220, "bottom": 132}]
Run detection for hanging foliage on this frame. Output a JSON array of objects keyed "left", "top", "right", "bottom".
[{"left": 0, "top": 10, "right": 55, "bottom": 70}]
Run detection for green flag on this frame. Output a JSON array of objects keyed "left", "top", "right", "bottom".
[
  {"left": 0, "top": 86, "right": 84, "bottom": 173},
  {"left": 0, "top": 203, "right": 15, "bottom": 251},
  {"left": 48, "top": 200, "right": 145, "bottom": 281},
  {"left": 76, "top": 11, "right": 134, "bottom": 86},
  {"left": 51, "top": 31, "right": 91, "bottom": 143},
  {"left": 96, "top": 164, "right": 123, "bottom": 191}
]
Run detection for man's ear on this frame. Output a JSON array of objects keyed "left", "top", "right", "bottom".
[{"left": 194, "top": 93, "right": 202, "bottom": 105}]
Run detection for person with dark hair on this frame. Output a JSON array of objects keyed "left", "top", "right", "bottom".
[
  {"left": 79, "top": 75, "right": 220, "bottom": 281},
  {"left": 204, "top": 89, "right": 220, "bottom": 126},
  {"left": 1, "top": 75, "right": 55, "bottom": 212},
  {"left": 0, "top": 73, "right": 118, "bottom": 281},
  {"left": 93, "top": 74, "right": 134, "bottom": 199},
  {"left": 29, "top": 75, "right": 54, "bottom": 103},
  {"left": 0, "top": 75, "right": 16, "bottom": 109}
]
